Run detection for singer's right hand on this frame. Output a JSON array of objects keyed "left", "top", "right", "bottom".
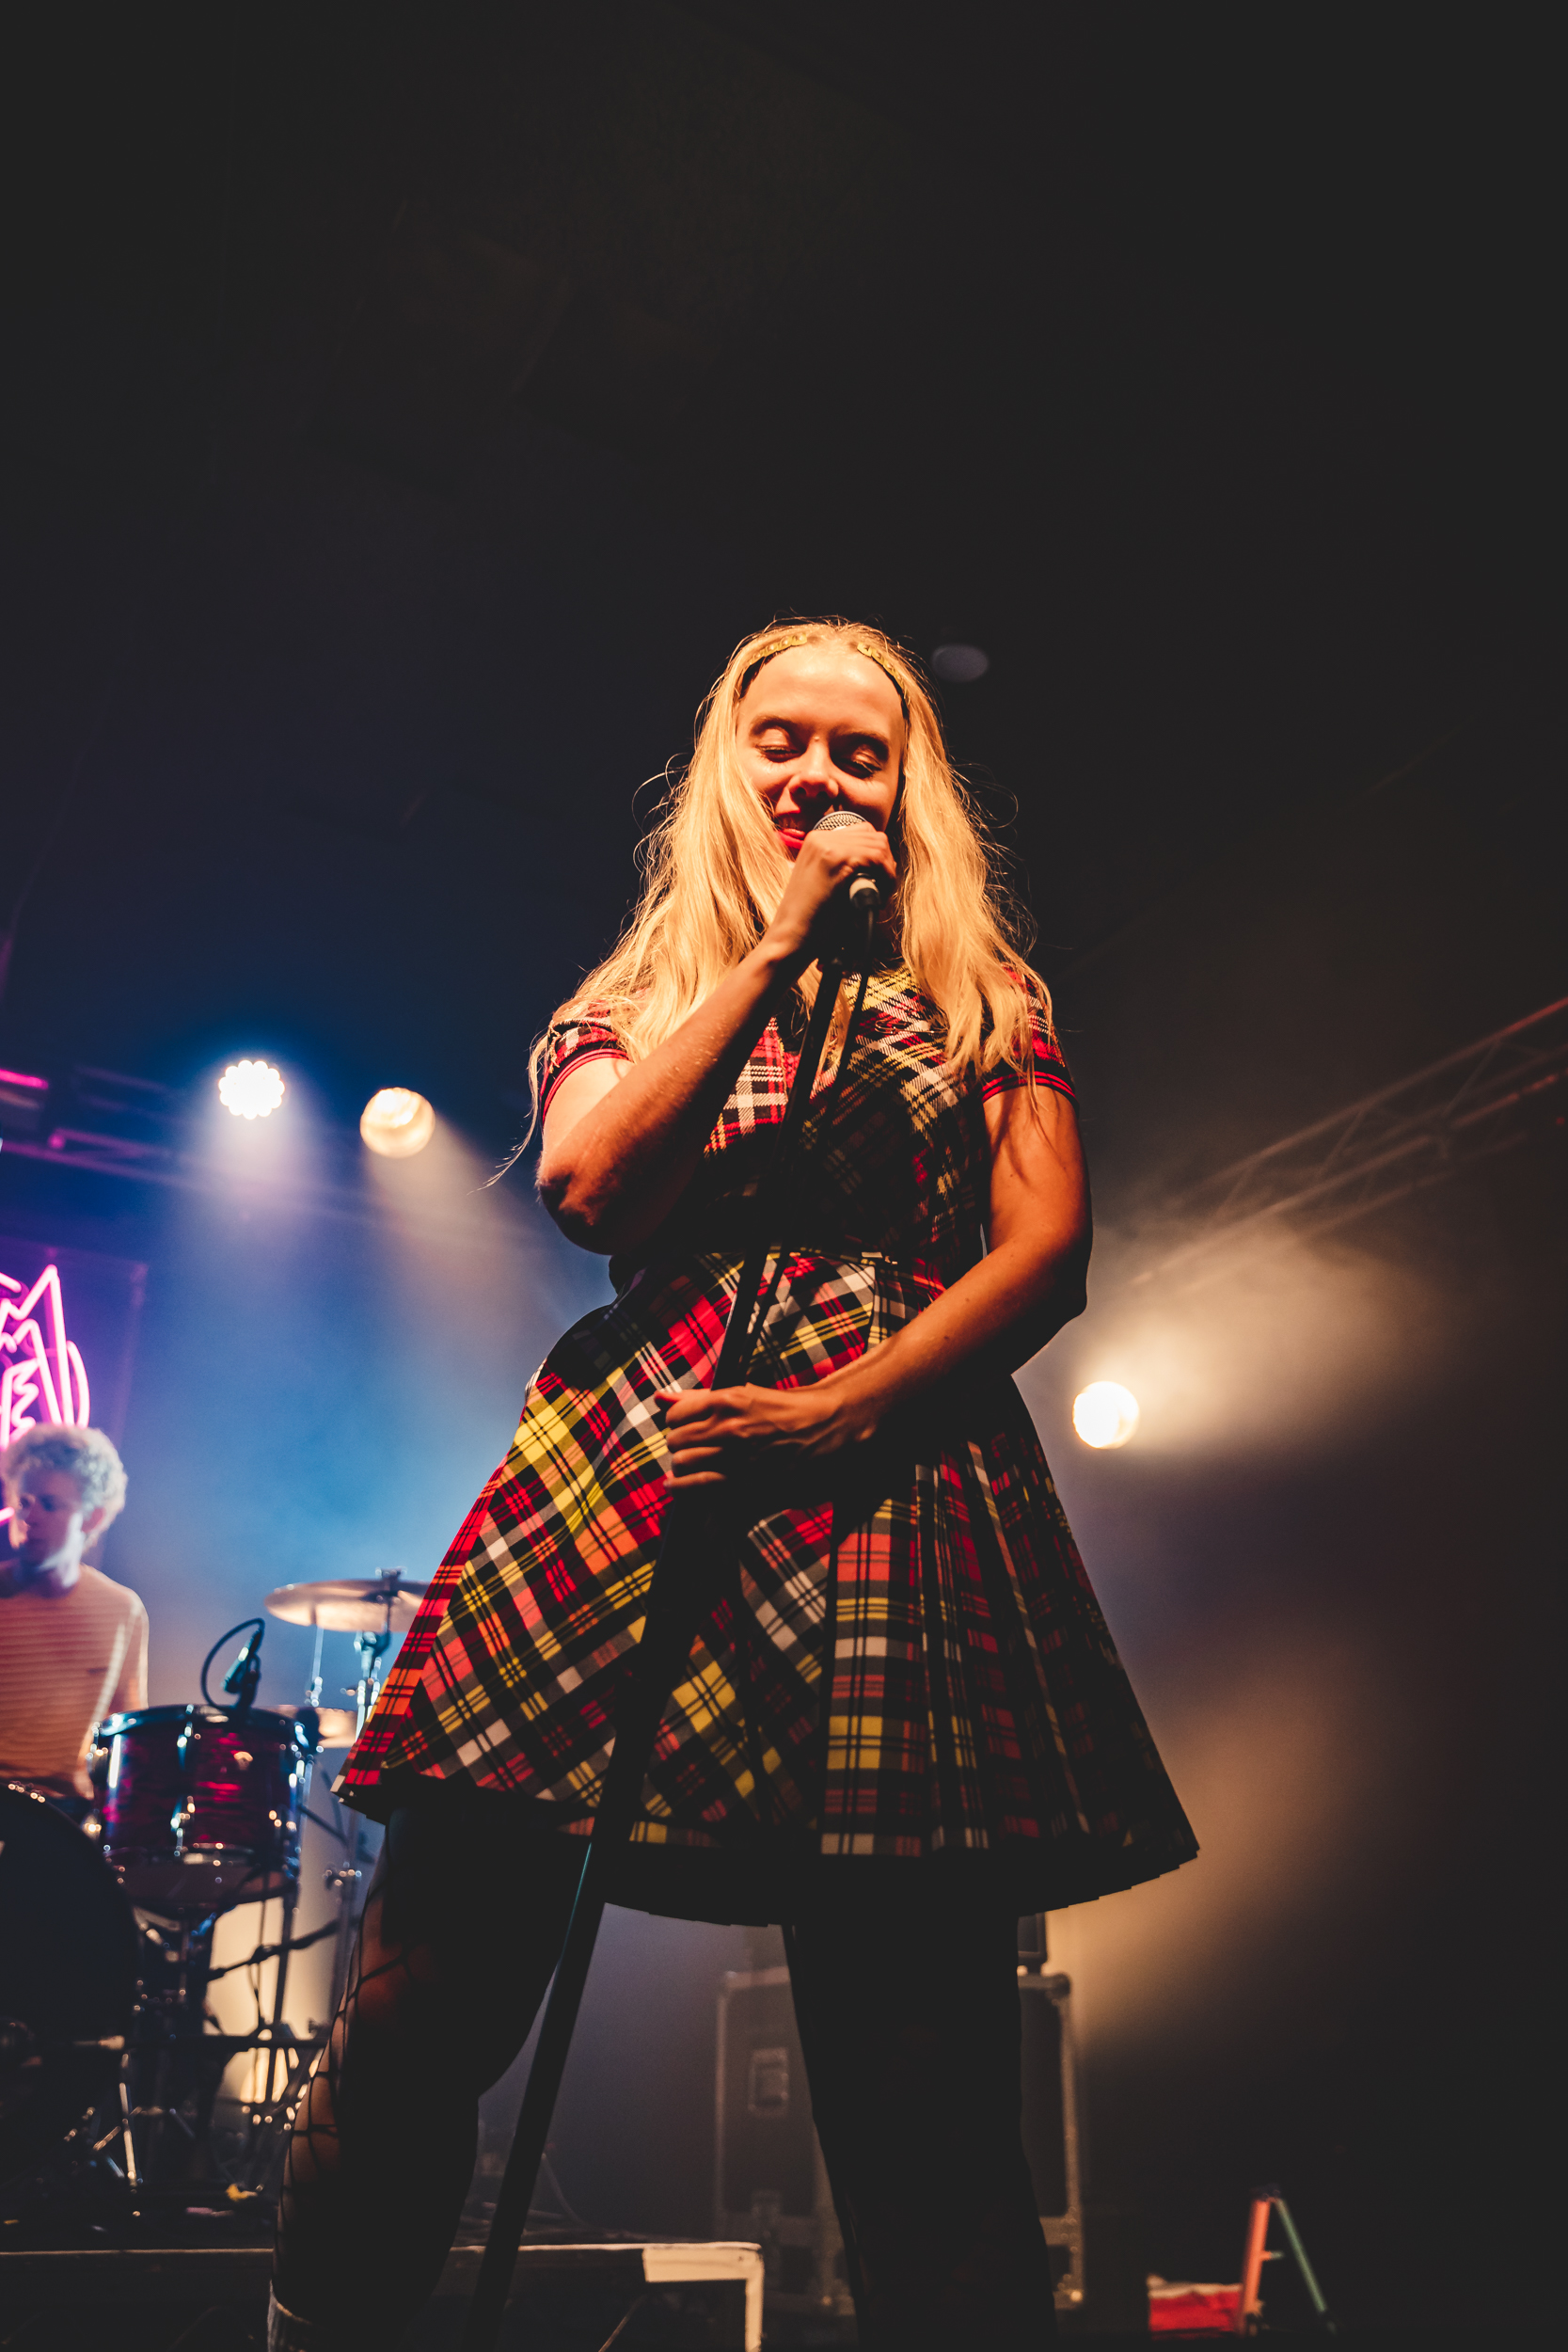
[{"left": 761, "top": 823, "right": 897, "bottom": 968}]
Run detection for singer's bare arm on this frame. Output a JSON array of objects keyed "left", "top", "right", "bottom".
[
  {"left": 659, "top": 1080, "right": 1090, "bottom": 1486},
  {"left": 537, "top": 822, "right": 896, "bottom": 1254}
]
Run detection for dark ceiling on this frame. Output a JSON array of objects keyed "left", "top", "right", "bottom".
[{"left": 0, "top": 0, "right": 1559, "bottom": 1189}]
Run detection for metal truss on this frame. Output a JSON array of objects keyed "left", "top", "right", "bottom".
[
  {"left": 0, "top": 1064, "right": 499, "bottom": 1247},
  {"left": 1135, "top": 993, "right": 1568, "bottom": 1284}
]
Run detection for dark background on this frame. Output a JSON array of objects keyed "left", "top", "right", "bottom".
[{"left": 1, "top": 3, "right": 1560, "bottom": 2329}]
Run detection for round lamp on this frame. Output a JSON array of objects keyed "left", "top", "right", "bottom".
[
  {"left": 1072, "top": 1381, "right": 1141, "bottom": 1450},
  {"left": 360, "top": 1088, "right": 436, "bottom": 1158},
  {"left": 219, "top": 1061, "right": 286, "bottom": 1120}
]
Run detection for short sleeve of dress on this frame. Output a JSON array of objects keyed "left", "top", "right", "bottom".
[
  {"left": 539, "top": 1011, "right": 628, "bottom": 1117},
  {"left": 979, "top": 996, "right": 1075, "bottom": 1104}
]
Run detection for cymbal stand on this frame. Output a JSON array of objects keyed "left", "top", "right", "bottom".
[
  {"left": 351, "top": 1616, "right": 393, "bottom": 1732},
  {"left": 323, "top": 1615, "right": 392, "bottom": 2018},
  {"left": 463, "top": 929, "right": 874, "bottom": 2352}
]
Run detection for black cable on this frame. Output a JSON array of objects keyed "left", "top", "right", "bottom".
[
  {"left": 199, "top": 1618, "right": 265, "bottom": 1708},
  {"left": 206, "top": 1916, "right": 341, "bottom": 1979}
]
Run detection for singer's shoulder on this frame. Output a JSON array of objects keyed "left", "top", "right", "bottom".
[
  {"left": 541, "top": 1002, "right": 630, "bottom": 1060},
  {"left": 540, "top": 1004, "right": 631, "bottom": 1116},
  {"left": 545, "top": 998, "right": 626, "bottom": 1040}
]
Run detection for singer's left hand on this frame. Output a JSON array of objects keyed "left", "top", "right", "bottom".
[{"left": 657, "top": 1378, "right": 877, "bottom": 1488}]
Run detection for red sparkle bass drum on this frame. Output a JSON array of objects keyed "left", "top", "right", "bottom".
[{"left": 92, "top": 1704, "right": 315, "bottom": 1915}]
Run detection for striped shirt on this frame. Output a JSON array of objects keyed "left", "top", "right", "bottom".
[{"left": 0, "top": 1565, "right": 149, "bottom": 1799}]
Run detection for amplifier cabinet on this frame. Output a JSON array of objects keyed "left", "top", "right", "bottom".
[
  {"left": 714, "top": 1959, "right": 1084, "bottom": 2321},
  {"left": 713, "top": 1964, "right": 853, "bottom": 2320},
  {"left": 1020, "top": 1969, "right": 1085, "bottom": 2313}
]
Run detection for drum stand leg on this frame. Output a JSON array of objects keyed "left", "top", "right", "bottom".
[
  {"left": 324, "top": 1790, "right": 372, "bottom": 2026},
  {"left": 240, "top": 1883, "right": 301, "bottom": 2182},
  {"left": 258, "top": 1886, "right": 294, "bottom": 2118},
  {"left": 125, "top": 1915, "right": 218, "bottom": 2189},
  {"left": 321, "top": 1635, "right": 386, "bottom": 2020},
  {"left": 115, "top": 2063, "right": 142, "bottom": 2193}
]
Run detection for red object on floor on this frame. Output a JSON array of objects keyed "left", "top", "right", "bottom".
[{"left": 1148, "top": 2280, "right": 1243, "bottom": 2334}]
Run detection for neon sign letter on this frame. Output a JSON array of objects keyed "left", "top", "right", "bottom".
[{"left": 1, "top": 1263, "right": 91, "bottom": 1523}]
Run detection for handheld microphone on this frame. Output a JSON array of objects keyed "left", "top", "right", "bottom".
[{"left": 809, "top": 806, "right": 886, "bottom": 909}]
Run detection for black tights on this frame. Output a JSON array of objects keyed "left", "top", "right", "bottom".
[{"left": 275, "top": 1806, "right": 1055, "bottom": 2349}]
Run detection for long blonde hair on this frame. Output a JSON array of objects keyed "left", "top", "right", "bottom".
[{"left": 530, "top": 618, "right": 1052, "bottom": 1111}]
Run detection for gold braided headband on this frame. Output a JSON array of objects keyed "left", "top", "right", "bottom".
[{"left": 736, "top": 632, "right": 912, "bottom": 720}]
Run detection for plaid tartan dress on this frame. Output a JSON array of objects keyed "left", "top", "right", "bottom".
[{"left": 338, "top": 972, "right": 1196, "bottom": 1914}]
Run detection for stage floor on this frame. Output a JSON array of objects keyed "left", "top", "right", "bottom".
[
  {"left": 0, "top": 2240, "right": 765, "bottom": 2350},
  {"left": 0, "top": 2242, "right": 1559, "bottom": 2351}
]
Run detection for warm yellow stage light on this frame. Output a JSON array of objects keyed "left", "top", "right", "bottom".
[
  {"left": 1072, "top": 1381, "right": 1141, "bottom": 1449},
  {"left": 219, "top": 1060, "right": 285, "bottom": 1119},
  {"left": 360, "top": 1087, "right": 436, "bottom": 1157}
]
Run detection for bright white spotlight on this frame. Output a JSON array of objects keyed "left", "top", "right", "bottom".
[
  {"left": 218, "top": 1060, "right": 286, "bottom": 1120},
  {"left": 1073, "top": 1381, "right": 1141, "bottom": 1449},
  {"left": 360, "top": 1087, "right": 436, "bottom": 1158}
]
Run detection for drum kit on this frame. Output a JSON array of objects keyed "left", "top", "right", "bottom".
[{"left": 0, "top": 1571, "right": 425, "bottom": 2209}]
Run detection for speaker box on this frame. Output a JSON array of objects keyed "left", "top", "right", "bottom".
[
  {"left": 713, "top": 1920, "right": 1085, "bottom": 2322},
  {"left": 713, "top": 1963, "right": 853, "bottom": 2321},
  {"left": 1019, "top": 1967, "right": 1085, "bottom": 2314}
]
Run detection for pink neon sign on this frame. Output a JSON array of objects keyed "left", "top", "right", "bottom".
[{"left": 1, "top": 1263, "right": 91, "bottom": 1524}]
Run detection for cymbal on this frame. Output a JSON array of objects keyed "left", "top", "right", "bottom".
[{"left": 263, "top": 1574, "right": 427, "bottom": 1633}]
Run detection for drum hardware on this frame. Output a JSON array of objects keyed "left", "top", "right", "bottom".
[
  {"left": 263, "top": 1570, "right": 427, "bottom": 1639},
  {"left": 264, "top": 1574, "right": 425, "bottom": 2022},
  {"left": 301, "top": 1780, "right": 373, "bottom": 2017},
  {"left": 122, "top": 1909, "right": 253, "bottom": 2189},
  {"left": 311, "top": 1707, "right": 360, "bottom": 1748},
  {"left": 204, "top": 1617, "right": 267, "bottom": 1714},
  {"left": 264, "top": 1569, "right": 426, "bottom": 1740},
  {"left": 351, "top": 1622, "right": 392, "bottom": 1728},
  {"left": 0, "top": 2023, "right": 127, "bottom": 2062},
  {"left": 83, "top": 1626, "right": 325, "bottom": 2198},
  {"left": 311, "top": 1785, "right": 375, "bottom": 2022},
  {"left": 116, "top": 1891, "right": 338, "bottom": 2196},
  {"left": 92, "top": 1704, "right": 317, "bottom": 1915},
  {"left": 2, "top": 1585, "right": 419, "bottom": 2217}
]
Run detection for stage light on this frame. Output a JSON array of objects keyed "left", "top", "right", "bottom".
[
  {"left": 219, "top": 1061, "right": 286, "bottom": 1120},
  {"left": 1073, "top": 1381, "right": 1141, "bottom": 1449},
  {"left": 931, "top": 642, "right": 990, "bottom": 685},
  {"left": 360, "top": 1088, "right": 436, "bottom": 1158}
]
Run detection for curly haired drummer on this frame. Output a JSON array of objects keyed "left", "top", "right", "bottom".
[{"left": 0, "top": 1423, "right": 144, "bottom": 1818}]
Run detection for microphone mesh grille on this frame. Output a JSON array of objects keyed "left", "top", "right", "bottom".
[{"left": 810, "top": 808, "right": 874, "bottom": 834}]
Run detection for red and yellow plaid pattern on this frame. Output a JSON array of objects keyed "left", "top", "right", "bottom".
[{"left": 337, "top": 974, "right": 1196, "bottom": 1898}]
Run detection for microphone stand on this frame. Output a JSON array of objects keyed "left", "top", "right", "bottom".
[{"left": 461, "top": 914, "right": 876, "bottom": 2352}]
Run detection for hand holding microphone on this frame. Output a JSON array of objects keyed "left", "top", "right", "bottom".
[
  {"left": 809, "top": 806, "right": 891, "bottom": 969},
  {"left": 763, "top": 800, "right": 895, "bottom": 973},
  {"left": 810, "top": 806, "right": 889, "bottom": 909}
]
